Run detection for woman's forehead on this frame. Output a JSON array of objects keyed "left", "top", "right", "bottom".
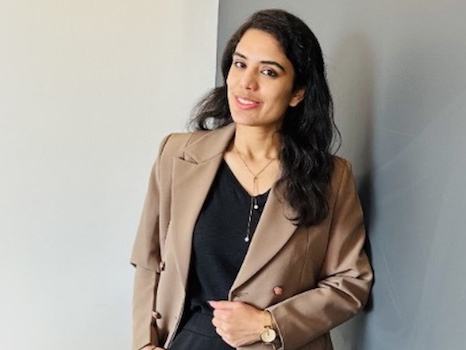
[{"left": 235, "top": 29, "right": 290, "bottom": 66}]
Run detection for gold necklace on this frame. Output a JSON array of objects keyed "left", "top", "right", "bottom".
[{"left": 234, "top": 145, "right": 276, "bottom": 243}]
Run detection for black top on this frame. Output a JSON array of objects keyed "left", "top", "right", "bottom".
[{"left": 185, "top": 159, "right": 270, "bottom": 315}]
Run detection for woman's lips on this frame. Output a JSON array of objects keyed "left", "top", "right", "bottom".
[{"left": 235, "top": 96, "right": 260, "bottom": 110}]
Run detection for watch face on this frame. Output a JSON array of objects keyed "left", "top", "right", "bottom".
[{"left": 260, "top": 328, "right": 277, "bottom": 343}]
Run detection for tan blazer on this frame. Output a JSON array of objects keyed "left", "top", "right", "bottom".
[{"left": 130, "top": 123, "right": 373, "bottom": 350}]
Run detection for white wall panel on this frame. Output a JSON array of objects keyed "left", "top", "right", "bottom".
[{"left": 0, "top": 1, "right": 218, "bottom": 348}]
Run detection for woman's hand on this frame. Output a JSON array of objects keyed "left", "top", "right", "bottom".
[{"left": 209, "top": 300, "right": 265, "bottom": 347}]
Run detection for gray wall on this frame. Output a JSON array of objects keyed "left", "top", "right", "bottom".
[{"left": 217, "top": 1, "right": 466, "bottom": 349}]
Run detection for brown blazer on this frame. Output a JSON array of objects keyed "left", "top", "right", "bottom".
[{"left": 130, "top": 123, "right": 373, "bottom": 350}]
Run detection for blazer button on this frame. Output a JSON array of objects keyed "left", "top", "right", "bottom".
[
  {"left": 152, "top": 311, "right": 162, "bottom": 319},
  {"left": 273, "top": 286, "right": 283, "bottom": 296},
  {"left": 159, "top": 261, "right": 166, "bottom": 271}
]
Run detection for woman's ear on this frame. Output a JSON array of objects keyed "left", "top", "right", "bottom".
[{"left": 289, "top": 87, "right": 305, "bottom": 107}]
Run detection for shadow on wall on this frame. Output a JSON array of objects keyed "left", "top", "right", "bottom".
[{"left": 327, "top": 32, "right": 376, "bottom": 350}]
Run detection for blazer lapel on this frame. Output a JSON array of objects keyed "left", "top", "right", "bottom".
[
  {"left": 168, "top": 123, "right": 299, "bottom": 295},
  {"left": 229, "top": 184, "right": 298, "bottom": 296},
  {"left": 169, "top": 124, "right": 236, "bottom": 290}
]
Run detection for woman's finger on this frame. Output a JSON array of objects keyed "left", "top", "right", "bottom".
[{"left": 212, "top": 315, "right": 221, "bottom": 328}]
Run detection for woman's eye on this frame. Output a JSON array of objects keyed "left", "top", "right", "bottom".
[
  {"left": 234, "top": 61, "right": 246, "bottom": 69},
  {"left": 262, "top": 69, "right": 277, "bottom": 77}
]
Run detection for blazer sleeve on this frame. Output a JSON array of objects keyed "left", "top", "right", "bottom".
[
  {"left": 266, "top": 160, "right": 373, "bottom": 350},
  {"left": 130, "top": 134, "right": 171, "bottom": 350}
]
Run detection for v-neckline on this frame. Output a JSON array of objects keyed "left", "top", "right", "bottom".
[{"left": 221, "top": 159, "right": 272, "bottom": 198}]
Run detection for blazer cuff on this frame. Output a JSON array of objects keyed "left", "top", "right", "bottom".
[
  {"left": 132, "top": 266, "right": 160, "bottom": 350},
  {"left": 265, "top": 307, "right": 284, "bottom": 350}
]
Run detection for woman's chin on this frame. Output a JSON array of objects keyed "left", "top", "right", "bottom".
[
  {"left": 232, "top": 112, "right": 284, "bottom": 129},
  {"left": 230, "top": 113, "right": 258, "bottom": 126}
]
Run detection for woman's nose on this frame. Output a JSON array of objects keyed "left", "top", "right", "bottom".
[{"left": 240, "top": 70, "right": 258, "bottom": 91}]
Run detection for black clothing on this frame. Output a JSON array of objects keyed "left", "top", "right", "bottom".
[
  {"left": 171, "top": 160, "right": 269, "bottom": 349},
  {"left": 169, "top": 312, "right": 233, "bottom": 350}
]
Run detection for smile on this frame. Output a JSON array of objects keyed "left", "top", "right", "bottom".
[{"left": 235, "top": 96, "right": 260, "bottom": 110}]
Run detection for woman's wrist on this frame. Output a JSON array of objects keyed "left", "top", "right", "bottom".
[
  {"left": 259, "top": 310, "right": 281, "bottom": 348},
  {"left": 263, "top": 310, "right": 274, "bottom": 328}
]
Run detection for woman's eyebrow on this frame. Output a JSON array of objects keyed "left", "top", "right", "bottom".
[{"left": 233, "top": 51, "right": 286, "bottom": 73}]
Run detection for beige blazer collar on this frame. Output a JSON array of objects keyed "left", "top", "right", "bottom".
[{"left": 169, "top": 123, "right": 298, "bottom": 297}]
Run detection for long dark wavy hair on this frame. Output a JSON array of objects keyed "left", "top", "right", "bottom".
[{"left": 189, "top": 9, "right": 340, "bottom": 227}]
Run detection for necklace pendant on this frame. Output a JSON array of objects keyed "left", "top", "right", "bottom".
[
  {"left": 244, "top": 236, "right": 250, "bottom": 243},
  {"left": 253, "top": 204, "right": 259, "bottom": 209}
]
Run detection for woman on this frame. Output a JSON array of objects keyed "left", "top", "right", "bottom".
[{"left": 131, "top": 9, "right": 373, "bottom": 350}]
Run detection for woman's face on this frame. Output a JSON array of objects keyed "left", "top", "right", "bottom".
[{"left": 226, "top": 29, "right": 304, "bottom": 129}]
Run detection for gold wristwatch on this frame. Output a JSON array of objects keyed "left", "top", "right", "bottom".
[{"left": 260, "top": 311, "right": 277, "bottom": 344}]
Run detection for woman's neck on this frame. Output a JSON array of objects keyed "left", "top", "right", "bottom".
[{"left": 231, "top": 123, "right": 281, "bottom": 161}]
